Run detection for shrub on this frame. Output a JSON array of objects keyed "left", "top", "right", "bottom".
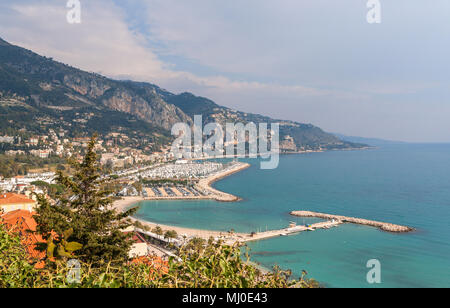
[{"left": 0, "top": 224, "right": 318, "bottom": 288}]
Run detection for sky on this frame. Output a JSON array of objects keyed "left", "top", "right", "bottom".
[{"left": 0, "top": 0, "right": 449, "bottom": 142}]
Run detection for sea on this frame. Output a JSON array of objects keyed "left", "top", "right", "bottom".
[{"left": 132, "top": 144, "right": 450, "bottom": 287}]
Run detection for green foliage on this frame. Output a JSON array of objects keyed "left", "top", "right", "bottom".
[
  {"left": 163, "top": 230, "right": 178, "bottom": 242},
  {"left": 163, "top": 241, "right": 296, "bottom": 288},
  {"left": 186, "top": 237, "right": 207, "bottom": 252},
  {"left": 0, "top": 154, "right": 66, "bottom": 178},
  {"left": 131, "top": 182, "right": 143, "bottom": 194},
  {"left": 31, "top": 181, "right": 64, "bottom": 198},
  {"left": 0, "top": 224, "right": 319, "bottom": 288},
  {"left": 34, "top": 135, "right": 137, "bottom": 265},
  {"left": 0, "top": 224, "right": 38, "bottom": 288},
  {"left": 46, "top": 229, "right": 82, "bottom": 259},
  {"left": 152, "top": 226, "right": 163, "bottom": 236}
]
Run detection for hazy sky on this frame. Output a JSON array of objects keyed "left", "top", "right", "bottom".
[{"left": 1, "top": 0, "right": 449, "bottom": 142}]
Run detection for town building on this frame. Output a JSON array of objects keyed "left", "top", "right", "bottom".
[{"left": 0, "top": 192, "right": 37, "bottom": 213}]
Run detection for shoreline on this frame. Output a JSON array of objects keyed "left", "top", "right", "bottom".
[
  {"left": 112, "top": 162, "right": 251, "bottom": 243},
  {"left": 114, "top": 197, "right": 248, "bottom": 244},
  {"left": 188, "top": 146, "right": 373, "bottom": 161},
  {"left": 113, "top": 150, "right": 413, "bottom": 247}
]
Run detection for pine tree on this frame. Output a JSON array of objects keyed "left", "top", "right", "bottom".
[{"left": 34, "top": 135, "right": 137, "bottom": 265}]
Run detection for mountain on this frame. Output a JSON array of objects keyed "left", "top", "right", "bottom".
[
  {"left": 334, "top": 134, "right": 404, "bottom": 147},
  {"left": 0, "top": 38, "right": 365, "bottom": 151},
  {"left": 161, "top": 92, "right": 363, "bottom": 150}
]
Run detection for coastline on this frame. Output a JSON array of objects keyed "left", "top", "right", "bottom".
[
  {"left": 114, "top": 148, "right": 410, "bottom": 246},
  {"left": 113, "top": 155, "right": 414, "bottom": 248},
  {"left": 109, "top": 144, "right": 446, "bottom": 288},
  {"left": 114, "top": 196, "right": 248, "bottom": 244},
  {"left": 113, "top": 162, "right": 251, "bottom": 243},
  {"left": 188, "top": 146, "right": 372, "bottom": 161}
]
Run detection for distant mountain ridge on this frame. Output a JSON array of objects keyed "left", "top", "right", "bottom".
[
  {"left": 0, "top": 37, "right": 366, "bottom": 151},
  {"left": 334, "top": 134, "right": 405, "bottom": 147}
]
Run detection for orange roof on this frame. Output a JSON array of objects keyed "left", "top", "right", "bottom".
[
  {"left": 132, "top": 256, "right": 169, "bottom": 275},
  {"left": 0, "top": 193, "right": 35, "bottom": 205},
  {"left": 1, "top": 210, "right": 46, "bottom": 268}
]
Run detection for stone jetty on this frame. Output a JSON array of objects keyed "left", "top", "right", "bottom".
[
  {"left": 239, "top": 220, "right": 343, "bottom": 243},
  {"left": 290, "top": 211, "right": 414, "bottom": 233}
]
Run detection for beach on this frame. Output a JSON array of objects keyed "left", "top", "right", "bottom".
[
  {"left": 113, "top": 162, "right": 251, "bottom": 243},
  {"left": 114, "top": 196, "right": 248, "bottom": 244}
]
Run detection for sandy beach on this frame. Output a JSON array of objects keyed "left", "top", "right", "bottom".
[
  {"left": 114, "top": 196, "right": 248, "bottom": 243},
  {"left": 112, "top": 163, "right": 251, "bottom": 243}
]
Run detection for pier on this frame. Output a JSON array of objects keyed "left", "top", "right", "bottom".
[
  {"left": 290, "top": 211, "right": 414, "bottom": 233},
  {"left": 239, "top": 220, "right": 342, "bottom": 243},
  {"left": 237, "top": 210, "right": 414, "bottom": 243}
]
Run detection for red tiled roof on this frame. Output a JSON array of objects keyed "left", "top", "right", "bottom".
[
  {"left": 1, "top": 210, "right": 46, "bottom": 268},
  {"left": 132, "top": 256, "right": 169, "bottom": 275},
  {"left": 0, "top": 193, "right": 35, "bottom": 205}
]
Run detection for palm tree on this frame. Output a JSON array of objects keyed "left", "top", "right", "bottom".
[
  {"left": 153, "top": 226, "right": 163, "bottom": 237},
  {"left": 164, "top": 230, "right": 178, "bottom": 243}
]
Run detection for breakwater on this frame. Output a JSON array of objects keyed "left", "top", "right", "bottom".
[{"left": 290, "top": 211, "right": 414, "bottom": 233}]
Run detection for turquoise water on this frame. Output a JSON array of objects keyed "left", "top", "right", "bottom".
[{"left": 133, "top": 144, "right": 450, "bottom": 287}]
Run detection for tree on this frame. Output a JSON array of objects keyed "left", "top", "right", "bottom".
[
  {"left": 152, "top": 226, "right": 163, "bottom": 236},
  {"left": 0, "top": 224, "right": 319, "bottom": 288},
  {"left": 104, "top": 159, "right": 114, "bottom": 173},
  {"left": 0, "top": 223, "right": 37, "bottom": 287},
  {"left": 164, "top": 230, "right": 178, "bottom": 243},
  {"left": 132, "top": 182, "right": 143, "bottom": 195},
  {"left": 186, "top": 237, "right": 206, "bottom": 253},
  {"left": 34, "top": 135, "right": 137, "bottom": 265}
]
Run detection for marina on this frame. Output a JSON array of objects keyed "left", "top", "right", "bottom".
[{"left": 140, "top": 162, "right": 250, "bottom": 202}]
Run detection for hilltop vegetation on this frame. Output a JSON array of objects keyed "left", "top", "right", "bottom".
[
  {"left": 0, "top": 222, "right": 318, "bottom": 288},
  {"left": 0, "top": 37, "right": 365, "bottom": 151}
]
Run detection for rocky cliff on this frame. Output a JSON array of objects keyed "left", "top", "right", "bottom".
[{"left": 0, "top": 37, "right": 365, "bottom": 150}]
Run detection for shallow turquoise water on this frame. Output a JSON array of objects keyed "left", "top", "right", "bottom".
[{"left": 133, "top": 144, "right": 450, "bottom": 287}]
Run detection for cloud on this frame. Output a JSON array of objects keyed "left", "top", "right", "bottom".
[
  {"left": 1, "top": 0, "right": 450, "bottom": 142},
  {"left": 0, "top": 0, "right": 329, "bottom": 96},
  {"left": 137, "top": 0, "right": 450, "bottom": 86},
  {"left": 1, "top": 1, "right": 169, "bottom": 78},
  {"left": 0, "top": 1, "right": 338, "bottom": 106}
]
